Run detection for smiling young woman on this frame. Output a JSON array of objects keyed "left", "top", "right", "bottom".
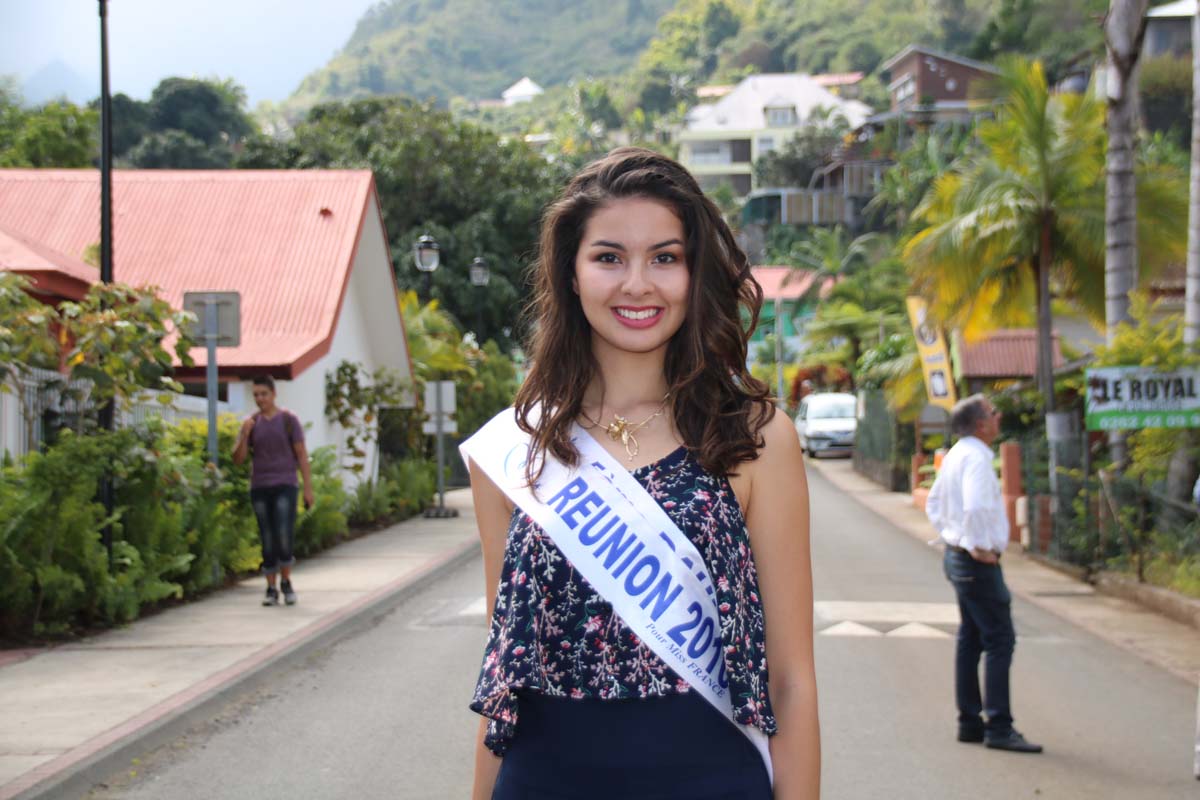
[{"left": 463, "top": 148, "right": 819, "bottom": 799}]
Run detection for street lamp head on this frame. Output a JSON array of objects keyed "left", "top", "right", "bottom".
[
  {"left": 414, "top": 234, "right": 440, "bottom": 273},
  {"left": 469, "top": 256, "right": 491, "bottom": 287}
]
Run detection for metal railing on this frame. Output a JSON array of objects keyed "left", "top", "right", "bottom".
[
  {"left": 1, "top": 370, "right": 222, "bottom": 460},
  {"left": 1016, "top": 430, "right": 1200, "bottom": 594}
]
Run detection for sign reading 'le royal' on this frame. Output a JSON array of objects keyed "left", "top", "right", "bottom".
[{"left": 1085, "top": 367, "right": 1200, "bottom": 431}]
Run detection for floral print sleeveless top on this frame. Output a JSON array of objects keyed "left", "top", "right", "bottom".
[{"left": 470, "top": 445, "right": 778, "bottom": 755}]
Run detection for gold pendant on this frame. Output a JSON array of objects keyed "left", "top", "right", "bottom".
[{"left": 605, "top": 415, "right": 639, "bottom": 460}]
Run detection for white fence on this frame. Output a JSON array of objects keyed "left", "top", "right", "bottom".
[{"left": 0, "top": 371, "right": 226, "bottom": 461}]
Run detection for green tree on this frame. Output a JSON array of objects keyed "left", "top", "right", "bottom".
[
  {"left": 58, "top": 283, "right": 196, "bottom": 417},
  {"left": 398, "top": 291, "right": 472, "bottom": 383},
  {"left": 866, "top": 127, "right": 973, "bottom": 230},
  {"left": 752, "top": 107, "right": 850, "bottom": 188},
  {"left": 904, "top": 58, "right": 1187, "bottom": 411},
  {"left": 0, "top": 94, "right": 97, "bottom": 168},
  {"left": 782, "top": 226, "right": 884, "bottom": 303},
  {"left": 457, "top": 340, "right": 518, "bottom": 439},
  {"left": 147, "top": 77, "right": 254, "bottom": 148},
  {"left": 127, "top": 129, "right": 231, "bottom": 169},
  {"left": 88, "top": 92, "right": 151, "bottom": 158}
]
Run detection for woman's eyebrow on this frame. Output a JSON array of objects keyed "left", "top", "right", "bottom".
[
  {"left": 589, "top": 239, "right": 625, "bottom": 250},
  {"left": 650, "top": 238, "right": 684, "bottom": 250},
  {"left": 587, "top": 238, "right": 684, "bottom": 250}
]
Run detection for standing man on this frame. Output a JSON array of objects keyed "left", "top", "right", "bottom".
[
  {"left": 925, "top": 394, "right": 1043, "bottom": 754},
  {"left": 232, "top": 375, "right": 314, "bottom": 607}
]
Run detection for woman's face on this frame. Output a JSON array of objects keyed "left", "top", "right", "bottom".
[{"left": 573, "top": 196, "right": 690, "bottom": 357}]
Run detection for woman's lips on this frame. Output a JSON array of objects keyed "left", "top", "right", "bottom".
[{"left": 612, "top": 306, "right": 664, "bottom": 329}]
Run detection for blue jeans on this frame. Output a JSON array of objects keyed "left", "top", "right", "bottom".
[
  {"left": 944, "top": 548, "right": 1015, "bottom": 735},
  {"left": 250, "top": 485, "right": 298, "bottom": 576}
]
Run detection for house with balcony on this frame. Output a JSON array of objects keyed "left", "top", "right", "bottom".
[
  {"left": 678, "top": 73, "right": 872, "bottom": 197},
  {"left": 873, "top": 44, "right": 999, "bottom": 126}
]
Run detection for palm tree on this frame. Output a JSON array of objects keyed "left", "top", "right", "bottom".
[
  {"left": 904, "top": 57, "right": 1186, "bottom": 413},
  {"left": 783, "top": 226, "right": 884, "bottom": 303},
  {"left": 1104, "top": 0, "right": 1150, "bottom": 343},
  {"left": 397, "top": 290, "right": 472, "bottom": 382},
  {"left": 867, "top": 127, "right": 973, "bottom": 230}
]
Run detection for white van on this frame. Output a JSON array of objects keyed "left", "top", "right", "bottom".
[{"left": 795, "top": 392, "right": 857, "bottom": 458}]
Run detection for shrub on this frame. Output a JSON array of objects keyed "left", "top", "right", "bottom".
[{"left": 294, "top": 446, "right": 349, "bottom": 556}]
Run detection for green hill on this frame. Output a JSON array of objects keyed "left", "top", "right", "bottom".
[{"left": 289, "top": 0, "right": 676, "bottom": 107}]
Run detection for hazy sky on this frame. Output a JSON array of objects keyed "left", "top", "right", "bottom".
[{"left": 0, "top": 0, "right": 380, "bottom": 106}]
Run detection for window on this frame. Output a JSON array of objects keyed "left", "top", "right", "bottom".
[
  {"left": 893, "top": 74, "right": 916, "bottom": 105},
  {"left": 765, "top": 105, "right": 797, "bottom": 127},
  {"left": 757, "top": 136, "right": 775, "bottom": 154},
  {"left": 687, "top": 140, "right": 729, "bottom": 165}
]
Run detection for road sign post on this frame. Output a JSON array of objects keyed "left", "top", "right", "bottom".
[
  {"left": 183, "top": 292, "right": 241, "bottom": 467},
  {"left": 422, "top": 380, "right": 458, "bottom": 518}
]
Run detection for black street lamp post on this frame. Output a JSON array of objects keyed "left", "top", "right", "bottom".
[
  {"left": 469, "top": 256, "right": 490, "bottom": 340},
  {"left": 413, "top": 234, "right": 440, "bottom": 302},
  {"left": 98, "top": 0, "right": 115, "bottom": 566}
]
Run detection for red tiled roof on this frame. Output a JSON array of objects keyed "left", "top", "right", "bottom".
[
  {"left": 751, "top": 266, "right": 835, "bottom": 302},
  {"left": 958, "top": 329, "right": 1064, "bottom": 378},
  {"left": 0, "top": 222, "right": 95, "bottom": 301},
  {"left": 813, "top": 72, "right": 865, "bottom": 87},
  {"left": 0, "top": 169, "right": 405, "bottom": 379}
]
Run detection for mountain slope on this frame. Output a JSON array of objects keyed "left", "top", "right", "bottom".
[{"left": 289, "top": 0, "right": 676, "bottom": 107}]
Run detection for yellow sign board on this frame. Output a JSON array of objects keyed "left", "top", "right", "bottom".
[{"left": 906, "top": 296, "right": 958, "bottom": 411}]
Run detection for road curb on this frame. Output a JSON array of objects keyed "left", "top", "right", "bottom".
[{"left": 2, "top": 536, "right": 480, "bottom": 800}]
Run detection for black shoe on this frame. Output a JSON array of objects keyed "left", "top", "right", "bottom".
[
  {"left": 280, "top": 579, "right": 297, "bottom": 606},
  {"left": 262, "top": 586, "right": 279, "bottom": 606},
  {"left": 957, "top": 727, "right": 985, "bottom": 743},
  {"left": 985, "top": 730, "right": 1043, "bottom": 753}
]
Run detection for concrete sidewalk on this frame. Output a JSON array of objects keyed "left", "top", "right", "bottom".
[
  {"left": 808, "top": 457, "right": 1200, "bottom": 686},
  {"left": 0, "top": 489, "right": 480, "bottom": 800}
]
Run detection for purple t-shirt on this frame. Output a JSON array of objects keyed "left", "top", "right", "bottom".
[{"left": 248, "top": 410, "right": 304, "bottom": 489}]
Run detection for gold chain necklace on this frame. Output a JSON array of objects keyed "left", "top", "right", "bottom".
[{"left": 580, "top": 395, "right": 669, "bottom": 461}]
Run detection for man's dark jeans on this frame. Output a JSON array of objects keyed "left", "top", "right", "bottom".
[
  {"left": 944, "top": 547, "right": 1015, "bottom": 736},
  {"left": 250, "top": 484, "right": 298, "bottom": 576}
]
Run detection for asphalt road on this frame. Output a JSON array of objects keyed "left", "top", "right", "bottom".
[{"left": 89, "top": 463, "right": 1199, "bottom": 799}]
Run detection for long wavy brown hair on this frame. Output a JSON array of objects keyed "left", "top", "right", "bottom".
[{"left": 514, "top": 147, "right": 774, "bottom": 485}]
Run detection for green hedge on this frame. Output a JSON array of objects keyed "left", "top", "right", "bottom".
[{"left": 0, "top": 415, "right": 436, "bottom": 639}]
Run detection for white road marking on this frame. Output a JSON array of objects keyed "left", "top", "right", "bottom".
[
  {"left": 457, "top": 597, "right": 488, "bottom": 617},
  {"left": 820, "top": 621, "right": 884, "bottom": 637},
  {"left": 815, "top": 601, "right": 960, "bottom": 625},
  {"left": 886, "top": 622, "right": 952, "bottom": 639}
]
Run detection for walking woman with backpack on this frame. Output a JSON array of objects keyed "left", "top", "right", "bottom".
[{"left": 232, "top": 375, "right": 314, "bottom": 607}]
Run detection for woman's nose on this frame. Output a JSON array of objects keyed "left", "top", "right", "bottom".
[{"left": 620, "top": 262, "right": 652, "bottom": 296}]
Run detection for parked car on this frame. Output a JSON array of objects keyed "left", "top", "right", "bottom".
[{"left": 795, "top": 392, "right": 857, "bottom": 458}]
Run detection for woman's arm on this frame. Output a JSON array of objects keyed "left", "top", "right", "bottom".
[
  {"left": 231, "top": 416, "right": 254, "bottom": 465},
  {"left": 467, "top": 457, "right": 515, "bottom": 800},
  {"left": 744, "top": 412, "right": 819, "bottom": 799}
]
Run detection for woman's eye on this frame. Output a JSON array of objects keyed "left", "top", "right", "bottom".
[
  {"left": 653, "top": 252, "right": 679, "bottom": 264},
  {"left": 597, "top": 252, "right": 621, "bottom": 264}
]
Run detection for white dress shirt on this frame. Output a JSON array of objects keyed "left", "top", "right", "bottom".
[{"left": 925, "top": 436, "right": 1010, "bottom": 553}]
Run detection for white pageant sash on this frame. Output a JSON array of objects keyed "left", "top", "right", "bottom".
[{"left": 460, "top": 408, "right": 773, "bottom": 784}]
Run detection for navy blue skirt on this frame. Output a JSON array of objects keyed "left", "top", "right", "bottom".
[{"left": 491, "top": 690, "right": 772, "bottom": 800}]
